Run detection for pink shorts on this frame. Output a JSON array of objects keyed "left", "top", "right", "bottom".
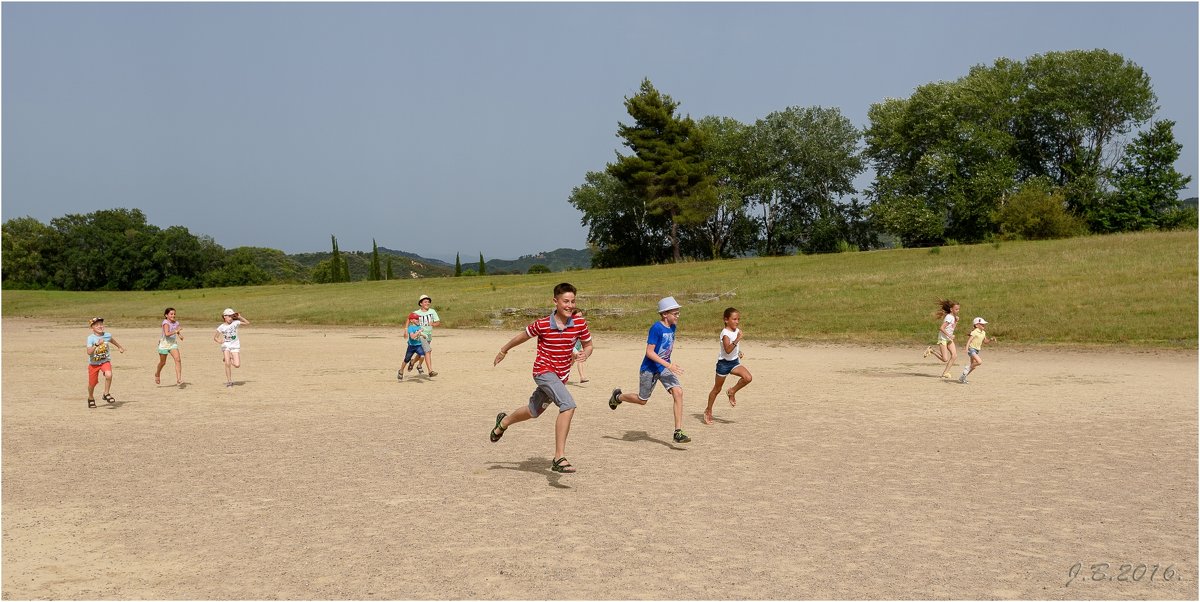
[{"left": 88, "top": 362, "right": 112, "bottom": 387}]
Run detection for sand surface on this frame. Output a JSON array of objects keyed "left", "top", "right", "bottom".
[{"left": 2, "top": 318, "right": 1196, "bottom": 600}]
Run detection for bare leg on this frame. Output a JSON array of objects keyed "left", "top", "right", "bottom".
[
  {"left": 726, "top": 365, "right": 753, "bottom": 406},
  {"left": 102, "top": 371, "right": 113, "bottom": 396},
  {"left": 155, "top": 354, "right": 167, "bottom": 384},
  {"left": 670, "top": 386, "right": 684, "bottom": 430},
  {"left": 223, "top": 350, "right": 233, "bottom": 383},
  {"left": 554, "top": 408, "right": 574, "bottom": 459},
  {"left": 171, "top": 349, "right": 182, "bottom": 384},
  {"left": 941, "top": 343, "right": 957, "bottom": 377},
  {"left": 705, "top": 374, "right": 728, "bottom": 424},
  {"left": 617, "top": 391, "right": 648, "bottom": 405}
]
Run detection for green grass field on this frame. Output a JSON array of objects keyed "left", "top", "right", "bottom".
[{"left": 4, "top": 230, "right": 1196, "bottom": 348}]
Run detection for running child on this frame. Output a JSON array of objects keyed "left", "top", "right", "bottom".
[
  {"left": 213, "top": 308, "right": 250, "bottom": 387},
  {"left": 608, "top": 296, "right": 691, "bottom": 444},
  {"left": 399, "top": 312, "right": 426, "bottom": 380},
  {"left": 415, "top": 294, "right": 441, "bottom": 377},
  {"left": 704, "top": 307, "right": 753, "bottom": 425},
  {"left": 155, "top": 307, "right": 185, "bottom": 385},
  {"left": 923, "top": 299, "right": 960, "bottom": 378},
  {"left": 489, "top": 282, "right": 593, "bottom": 474},
  {"left": 570, "top": 308, "right": 589, "bottom": 383},
  {"left": 959, "top": 317, "right": 997, "bottom": 384},
  {"left": 86, "top": 317, "right": 126, "bottom": 408}
]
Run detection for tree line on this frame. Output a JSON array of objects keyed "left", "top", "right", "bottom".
[{"left": 571, "top": 49, "right": 1194, "bottom": 267}]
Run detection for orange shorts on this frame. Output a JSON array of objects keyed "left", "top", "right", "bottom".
[{"left": 88, "top": 362, "right": 112, "bottom": 387}]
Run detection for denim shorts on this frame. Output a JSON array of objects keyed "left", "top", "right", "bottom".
[
  {"left": 715, "top": 358, "right": 741, "bottom": 376},
  {"left": 638, "top": 369, "right": 681, "bottom": 400},
  {"left": 528, "top": 372, "right": 576, "bottom": 417},
  {"left": 967, "top": 348, "right": 981, "bottom": 358}
]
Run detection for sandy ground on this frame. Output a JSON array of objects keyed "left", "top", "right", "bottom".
[{"left": 1, "top": 318, "right": 1196, "bottom": 600}]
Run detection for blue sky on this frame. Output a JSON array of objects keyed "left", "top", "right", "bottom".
[{"left": 3, "top": 2, "right": 1196, "bottom": 261}]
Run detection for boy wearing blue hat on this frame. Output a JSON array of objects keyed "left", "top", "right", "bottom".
[{"left": 608, "top": 296, "right": 691, "bottom": 444}]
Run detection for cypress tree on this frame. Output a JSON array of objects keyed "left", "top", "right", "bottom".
[
  {"left": 479, "top": 252, "right": 486, "bottom": 275},
  {"left": 370, "top": 239, "right": 381, "bottom": 281},
  {"left": 331, "top": 235, "right": 343, "bottom": 283},
  {"left": 386, "top": 257, "right": 393, "bottom": 280},
  {"left": 455, "top": 253, "right": 462, "bottom": 277}
]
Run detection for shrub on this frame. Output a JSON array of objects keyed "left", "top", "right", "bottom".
[{"left": 993, "top": 179, "right": 1087, "bottom": 240}]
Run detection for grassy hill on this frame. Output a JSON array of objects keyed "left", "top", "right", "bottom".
[
  {"left": 485, "top": 248, "right": 593, "bottom": 274},
  {"left": 4, "top": 230, "right": 1195, "bottom": 348}
]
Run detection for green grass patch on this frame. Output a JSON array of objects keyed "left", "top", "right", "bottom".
[{"left": 4, "top": 230, "right": 1195, "bottom": 348}]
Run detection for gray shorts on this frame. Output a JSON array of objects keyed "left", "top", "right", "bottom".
[
  {"left": 528, "top": 372, "right": 576, "bottom": 418},
  {"left": 638, "top": 369, "right": 682, "bottom": 400},
  {"left": 421, "top": 339, "right": 431, "bottom": 354}
]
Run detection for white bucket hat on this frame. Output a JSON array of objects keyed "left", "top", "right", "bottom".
[
  {"left": 657, "top": 296, "right": 681, "bottom": 314},
  {"left": 223, "top": 308, "right": 236, "bottom": 316},
  {"left": 418, "top": 294, "right": 431, "bottom": 304}
]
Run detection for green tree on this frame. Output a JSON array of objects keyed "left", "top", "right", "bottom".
[
  {"left": 455, "top": 253, "right": 462, "bottom": 277},
  {"left": 201, "top": 247, "right": 272, "bottom": 288},
  {"left": 527, "top": 264, "right": 551, "bottom": 274},
  {"left": 568, "top": 170, "right": 671, "bottom": 267},
  {"left": 689, "top": 116, "right": 758, "bottom": 259},
  {"left": 370, "top": 239, "right": 381, "bottom": 281},
  {"left": 609, "top": 78, "right": 717, "bottom": 262},
  {"left": 478, "top": 252, "right": 486, "bottom": 275},
  {"left": 1104, "top": 120, "right": 1194, "bottom": 232},
  {"left": 330, "top": 235, "right": 345, "bottom": 283},
  {"left": 386, "top": 257, "right": 394, "bottom": 280},
  {"left": 747, "top": 106, "right": 866, "bottom": 254},
  {"left": 1, "top": 216, "right": 59, "bottom": 289},
  {"left": 992, "top": 178, "right": 1086, "bottom": 240},
  {"left": 49, "top": 208, "right": 162, "bottom": 290},
  {"left": 1014, "top": 49, "right": 1157, "bottom": 214}
]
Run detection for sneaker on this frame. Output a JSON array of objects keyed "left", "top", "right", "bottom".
[
  {"left": 923, "top": 346, "right": 933, "bottom": 358},
  {"left": 941, "top": 372, "right": 952, "bottom": 379},
  {"left": 673, "top": 429, "right": 691, "bottom": 444},
  {"left": 397, "top": 369, "right": 403, "bottom": 381},
  {"left": 958, "top": 374, "right": 968, "bottom": 384},
  {"left": 417, "top": 366, "right": 425, "bottom": 375},
  {"left": 608, "top": 388, "right": 622, "bottom": 410}
]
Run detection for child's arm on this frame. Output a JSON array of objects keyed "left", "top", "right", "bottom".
[
  {"left": 579, "top": 339, "right": 594, "bottom": 362},
  {"left": 234, "top": 314, "right": 249, "bottom": 325},
  {"left": 645, "top": 344, "right": 684, "bottom": 375},
  {"left": 939, "top": 320, "right": 954, "bottom": 339},
  {"left": 722, "top": 333, "right": 738, "bottom": 354},
  {"left": 494, "top": 331, "right": 533, "bottom": 366},
  {"left": 213, "top": 329, "right": 223, "bottom": 344},
  {"left": 109, "top": 337, "right": 126, "bottom": 353}
]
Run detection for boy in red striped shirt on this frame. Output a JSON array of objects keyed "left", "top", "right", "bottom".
[{"left": 489, "top": 282, "right": 593, "bottom": 473}]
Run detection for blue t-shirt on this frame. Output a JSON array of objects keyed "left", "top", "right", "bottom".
[
  {"left": 639, "top": 321, "right": 676, "bottom": 374},
  {"left": 87, "top": 333, "right": 113, "bottom": 365},
  {"left": 407, "top": 324, "right": 423, "bottom": 347}
]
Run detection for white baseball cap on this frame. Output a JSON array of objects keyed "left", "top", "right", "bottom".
[
  {"left": 657, "top": 296, "right": 682, "bottom": 314},
  {"left": 973, "top": 317, "right": 988, "bottom": 325},
  {"left": 223, "top": 308, "right": 236, "bottom": 316},
  {"left": 418, "top": 294, "right": 431, "bottom": 303}
]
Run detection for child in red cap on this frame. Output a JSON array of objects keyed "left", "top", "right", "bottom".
[{"left": 399, "top": 312, "right": 426, "bottom": 380}]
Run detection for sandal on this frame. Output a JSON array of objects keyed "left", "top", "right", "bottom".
[
  {"left": 551, "top": 457, "right": 576, "bottom": 473},
  {"left": 87, "top": 398, "right": 96, "bottom": 408},
  {"left": 428, "top": 371, "right": 438, "bottom": 377},
  {"left": 102, "top": 393, "right": 116, "bottom": 404},
  {"left": 489, "top": 412, "right": 507, "bottom": 443}
]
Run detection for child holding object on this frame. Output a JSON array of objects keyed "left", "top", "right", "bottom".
[{"left": 86, "top": 317, "right": 126, "bottom": 408}]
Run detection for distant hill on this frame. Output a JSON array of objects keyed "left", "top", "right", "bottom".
[
  {"left": 289, "top": 249, "right": 453, "bottom": 279},
  {"left": 485, "top": 248, "right": 593, "bottom": 274},
  {"left": 1181, "top": 197, "right": 1198, "bottom": 210}
]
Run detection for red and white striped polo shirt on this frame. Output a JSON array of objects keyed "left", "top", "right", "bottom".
[{"left": 526, "top": 313, "right": 591, "bottom": 382}]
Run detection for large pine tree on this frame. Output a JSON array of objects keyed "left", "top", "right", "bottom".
[{"left": 608, "top": 78, "right": 717, "bottom": 262}]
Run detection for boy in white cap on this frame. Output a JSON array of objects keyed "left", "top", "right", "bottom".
[
  {"left": 608, "top": 296, "right": 691, "bottom": 444},
  {"left": 213, "top": 308, "right": 250, "bottom": 387},
  {"left": 959, "top": 317, "right": 996, "bottom": 384},
  {"left": 414, "top": 294, "right": 441, "bottom": 377}
]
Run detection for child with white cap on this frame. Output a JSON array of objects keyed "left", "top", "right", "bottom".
[
  {"left": 608, "top": 296, "right": 691, "bottom": 444},
  {"left": 414, "top": 294, "right": 441, "bottom": 377},
  {"left": 213, "top": 308, "right": 250, "bottom": 387},
  {"left": 959, "top": 317, "right": 996, "bottom": 384}
]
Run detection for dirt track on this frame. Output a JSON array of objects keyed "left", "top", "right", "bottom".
[{"left": 2, "top": 318, "right": 1196, "bottom": 599}]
